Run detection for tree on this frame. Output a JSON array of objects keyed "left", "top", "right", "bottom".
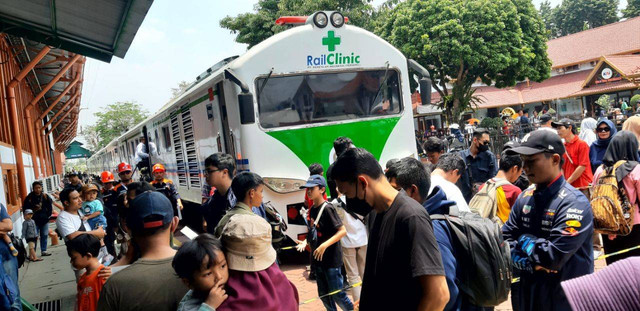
[
  {"left": 220, "top": 0, "right": 375, "bottom": 48},
  {"left": 596, "top": 94, "right": 613, "bottom": 111},
  {"left": 538, "top": 0, "right": 559, "bottom": 38},
  {"left": 82, "top": 125, "right": 101, "bottom": 153},
  {"left": 377, "top": 0, "right": 551, "bottom": 124},
  {"left": 623, "top": 0, "right": 640, "bottom": 18},
  {"left": 92, "top": 102, "right": 149, "bottom": 150},
  {"left": 171, "top": 80, "right": 190, "bottom": 99},
  {"left": 554, "top": 0, "right": 619, "bottom": 36}
]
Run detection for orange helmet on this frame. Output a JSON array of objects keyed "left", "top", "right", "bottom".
[
  {"left": 152, "top": 163, "right": 165, "bottom": 173},
  {"left": 117, "top": 162, "right": 132, "bottom": 173},
  {"left": 101, "top": 171, "right": 115, "bottom": 183}
]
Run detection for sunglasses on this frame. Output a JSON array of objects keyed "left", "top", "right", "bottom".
[
  {"left": 203, "top": 168, "right": 221, "bottom": 175},
  {"left": 596, "top": 127, "right": 611, "bottom": 133}
]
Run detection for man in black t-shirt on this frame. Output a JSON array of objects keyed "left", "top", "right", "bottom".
[
  {"left": 332, "top": 148, "right": 449, "bottom": 311},
  {"left": 300, "top": 174, "right": 353, "bottom": 310}
]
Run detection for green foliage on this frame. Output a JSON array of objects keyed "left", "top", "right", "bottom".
[
  {"left": 92, "top": 102, "right": 149, "bottom": 150},
  {"left": 623, "top": 0, "right": 640, "bottom": 18},
  {"left": 220, "top": 0, "right": 375, "bottom": 48},
  {"left": 630, "top": 94, "right": 640, "bottom": 107},
  {"left": 377, "top": 0, "right": 550, "bottom": 124},
  {"left": 171, "top": 81, "right": 190, "bottom": 99},
  {"left": 554, "top": 0, "right": 619, "bottom": 37},
  {"left": 538, "top": 0, "right": 558, "bottom": 38},
  {"left": 596, "top": 94, "right": 613, "bottom": 111},
  {"left": 480, "top": 117, "right": 503, "bottom": 130}
]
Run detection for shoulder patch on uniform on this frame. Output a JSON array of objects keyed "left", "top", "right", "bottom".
[
  {"left": 566, "top": 220, "right": 581, "bottom": 228},
  {"left": 561, "top": 227, "right": 579, "bottom": 236},
  {"left": 523, "top": 205, "right": 532, "bottom": 214}
]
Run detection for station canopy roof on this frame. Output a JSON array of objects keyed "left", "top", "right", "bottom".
[
  {"left": 64, "top": 141, "right": 91, "bottom": 159},
  {"left": 0, "top": 0, "right": 154, "bottom": 62}
]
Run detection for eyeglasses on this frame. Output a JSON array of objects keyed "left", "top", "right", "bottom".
[
  {"left": 596, "top": 127, "right": 611, "bottom": 133},
  {"left": 203, "top": 168, "right": 221, "bottom": 175}
]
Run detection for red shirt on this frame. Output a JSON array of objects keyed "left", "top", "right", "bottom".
[
  {"left": 563, "top": 135, "right": 593, "bottom": 188},
  {"left": 76, "top": 264, "right": 106, "bottom": 311}
]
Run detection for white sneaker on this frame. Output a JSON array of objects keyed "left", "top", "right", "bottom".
[{"left": 593, "top": 250, "right": 603, "bottom": 260}]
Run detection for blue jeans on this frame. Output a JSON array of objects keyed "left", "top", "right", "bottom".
[
  {"left": 315, "top": 266, "right": 353, "bottom": 311},
  {"left": 36, "top": 222, "right": 49, "bottom": 253},
  {"left": 3, "top": 256, "right": 21, "bottom": 310}
]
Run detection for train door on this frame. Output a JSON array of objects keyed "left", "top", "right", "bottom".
[{"left": 215, "top": 81, "right": 236, "bottom": 157}]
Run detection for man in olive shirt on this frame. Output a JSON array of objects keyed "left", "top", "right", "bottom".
[{"left": 97, "top": 192, "right": 187, "bottom": 311}]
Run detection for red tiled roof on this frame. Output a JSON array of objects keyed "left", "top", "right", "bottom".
[
  {"left": 604, "top": 55, "right": 640, "bottom": 77},
  {"left": 518, "top": 70, "right": 590, "bottom": 104},
  {"left": 426, "top": 71, "right": 591, "bottom": 109},
  {"left": 572, "top": 80, "right": 639, "bottom": 97},
  {"left": 547, "top": 16, "right": 640, "bottom": 69}
]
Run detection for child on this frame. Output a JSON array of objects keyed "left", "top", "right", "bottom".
[
  {"left": 22, "top": 209, "right": 41, "bottom": 262},
  {"left": 81, "top": 184, "right": 114, "bottom": 266},
  {"left": 298, "top": 174, "right": 353, "bottom": 311},
  {"left": 67, "top": 234, "right": 106, "bottom": 311},
  {"left": 81, "top": 184, "right": 107, "bottom": 230},
  {"left": 172, "top": 234, "right": 229, "bottom": 311}
]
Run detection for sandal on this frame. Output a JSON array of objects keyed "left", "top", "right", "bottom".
[{"left": 32, "top": 258, "right": 43, "bottom": 262}]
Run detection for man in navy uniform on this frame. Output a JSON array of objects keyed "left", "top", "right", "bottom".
[{"left": 503, "top": 129, "right": 593, "bottom": 311}]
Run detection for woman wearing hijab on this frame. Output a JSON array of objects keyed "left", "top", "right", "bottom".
[
  {"left": 579, "top": 118, "right": 597, "bottom": 146},
  {"left": 589, "top": 119, "right": 617, "bottom": 173},
  {"left": 592, "top": 131, "right": 640, "bottom": 264},
  {"left": 622, "top": 115, "right": 640, "bottom": 147}
]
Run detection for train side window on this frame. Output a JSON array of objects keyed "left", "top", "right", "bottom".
[
  {"left": 162, "top": 126, "right": 172, "bottom": 149},
  {"left": 154, "top": 129, "right": 161, "bottom": 154}
]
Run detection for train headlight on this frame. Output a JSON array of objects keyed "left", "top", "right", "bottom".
[
  {"left": 313, "top": 12, "right": 328, "bottom": 28},
  {"left": 263, "top": 177, "right": 307, "bottom": 194},
  {"left": 330, "top": 12, "right": 345, "bottom": 28}
]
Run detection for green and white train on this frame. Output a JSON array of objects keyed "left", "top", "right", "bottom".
[{"left": 88, "top": 11, "right": 432, "bottom": 241}]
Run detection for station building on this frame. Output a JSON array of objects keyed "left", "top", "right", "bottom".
[
  {"left": 0, "top": 1, "right": 151, "bottom": 228},
  {"left": 417, "top": 16, "right": 640, "bottom": 130}
]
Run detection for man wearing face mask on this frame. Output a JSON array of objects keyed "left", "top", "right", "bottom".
[
  {"left": 332, "top": 148, "right": 449, "bottom": 311},
  {"left": 457, "top": 128, "right": 498, "bottom": 202}
]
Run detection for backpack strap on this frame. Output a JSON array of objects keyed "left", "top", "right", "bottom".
[{"left": 311, "top": 201, "right": 329, "bottom": 228}]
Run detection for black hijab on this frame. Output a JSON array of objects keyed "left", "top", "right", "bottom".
[{"left": 602, "top": 130, "right": 640, "bottom": 181}]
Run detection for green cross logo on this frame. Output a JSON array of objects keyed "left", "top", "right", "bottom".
[{"left": 322, "top": 31, "right": 341, "bottom": 52}]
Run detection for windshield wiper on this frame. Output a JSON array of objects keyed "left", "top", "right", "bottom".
[
  {"left": 257, "top": 67, "right": 274, "bottom": 101},
  {"left": 370, "top": 61, "right": 390, "bottom": 112}
]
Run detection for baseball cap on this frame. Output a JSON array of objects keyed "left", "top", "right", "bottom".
[
  {"left": 551, "top": 118, "right": 574, "bottom": 129},
  {"left": 299, "top": 174, "right": 326, "bottom": 189},
  {"left": 221, "top": 214, "right": 277, "bottom": 272},
  {"left": 503, "top": 141, "right": 520, "bottom": 151},
  {"left": 505, "top": 129, "right": 565, "bottom": 156},
  {"left": 82, "top": 184, "right": 99, "bottom": 194},
  {"left": 67, "top": 171, "right": 78, "bottom": 177},
  {"left": 126, "top": 191, "right": 174, "bottom": 231},
  {"left": 539, "top": 114, "right": 552, "bottom": 123},
  {"left": 24, "top": 209, "right": 33, "bottom": 215}
]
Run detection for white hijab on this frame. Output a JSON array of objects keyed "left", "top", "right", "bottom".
[{"left": 579, "top": 118, "right": 598, "bottom": 146}]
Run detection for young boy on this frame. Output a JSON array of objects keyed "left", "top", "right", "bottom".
[
  {"left": 172, "top": 234, "right": 229, "bottom": 311},
  {"left": 81, "top": 184, "right": 107, "bottom": 230},
  {"left": 299, "top": 175, "right": 353, "bottom": 311},
  {"left": 22, "top": 209, "right": 41, "bottom": 262},
  {"left": 67, "top": 234, "right": 106, "bottom": 311}
]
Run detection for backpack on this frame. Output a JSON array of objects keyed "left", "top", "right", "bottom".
[
  {"left": 431, "top": 206, "right": 512, "bottom": 307},
  {"left": 590, "top": 160, "right": 635, "bottom": 236},
  {"left": 469, "top": 178, "right": 511, "bottom": 225},
  {"left": 8, "top": 233, "right": 26, "bottom": 268},
  {"left": 263, "top": 201, "right": 287, "bottom": 245}
]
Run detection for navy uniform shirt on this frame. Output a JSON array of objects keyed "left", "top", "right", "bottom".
[
  {"left": 457, "top": 149, "right": 498, "bottom": 202},
  {"left": 502, "top": 175, "right": 593, "bottom": 311}
]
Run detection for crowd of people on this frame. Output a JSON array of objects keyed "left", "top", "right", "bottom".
[{"left": 2, "top": 113, "right": 640, "bottom": 311}]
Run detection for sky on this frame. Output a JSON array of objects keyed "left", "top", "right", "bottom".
[{"left": 77, "top": 0, "right": 629, "bottom": 136}]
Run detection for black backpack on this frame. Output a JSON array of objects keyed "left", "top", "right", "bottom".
[
  {"left": 431, "top": 206, "right": 512, "bottom": 307},
  {"left": 8, "top": 233, "right": 26, "bottom": 268}
]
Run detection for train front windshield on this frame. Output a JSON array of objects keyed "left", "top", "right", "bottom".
[{"left": 256, "top": 69, "right": 402, "bottom": 129}]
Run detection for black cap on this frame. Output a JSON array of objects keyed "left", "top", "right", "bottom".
[
  {"left": 539, "top": 114, "right": 552, "bottom": 123},
  {"left": 551, "top": 118, "right": 574, "bottom": 129},
  {"left": 503, "top": 141, "right": 520, "bottom": 151},
  {"left": 473, "top": 127, "right": 490, "bottom": 135},
  {"left": 506, "top": 129, "right": 565, "bottom": 156},
  {"left": 126, "top": 191, "right": 174, "bottom": 231}
]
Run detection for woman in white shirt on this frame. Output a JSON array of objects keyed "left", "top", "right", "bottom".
[{"left": 332, "top": 193, "right": 367, "bottom": 304}]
